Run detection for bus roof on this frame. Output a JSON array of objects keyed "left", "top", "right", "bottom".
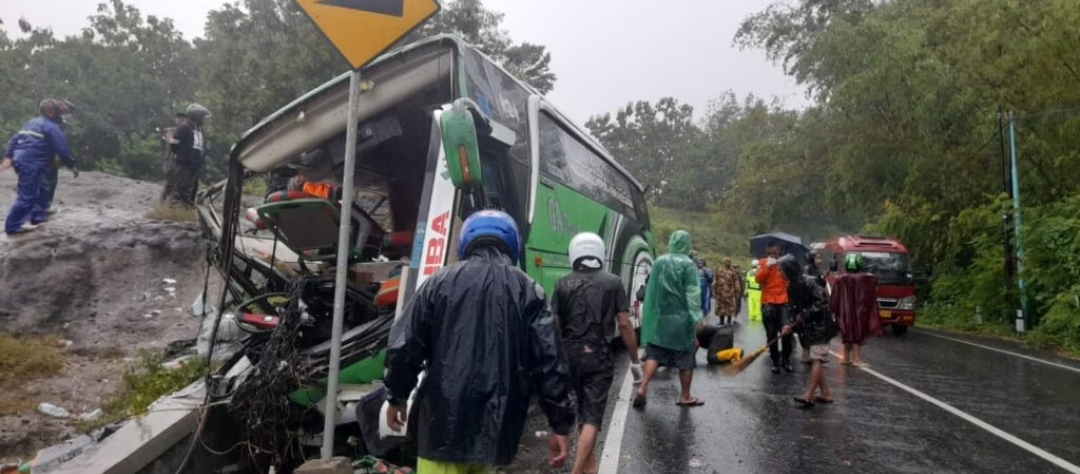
[
  {"left": 229, "top": 34, "right": 646, "bottom": 191},
  {"left": 819, "top": 235, "right": 909, "bottom": 253}
]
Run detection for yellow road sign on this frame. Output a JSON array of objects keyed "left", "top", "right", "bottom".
[{"left": 295, "top": 0, "right": 441, "bottom": 70}]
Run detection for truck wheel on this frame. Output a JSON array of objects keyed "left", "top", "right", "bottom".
[{"left": 892, "top": 325, "right": 909, "bottom": 336}]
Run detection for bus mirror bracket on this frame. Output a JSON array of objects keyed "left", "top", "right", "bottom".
[{"left": 441, "top": 99, "right": 487, "bottom": 191}]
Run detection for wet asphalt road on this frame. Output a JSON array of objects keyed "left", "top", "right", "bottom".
[{"left": 600, "top": 310, "right": 1080, "bottom": 474}]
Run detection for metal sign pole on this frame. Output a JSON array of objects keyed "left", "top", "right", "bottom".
[{"left": 322, "top": 69, "right": 362, "bottom": 458}]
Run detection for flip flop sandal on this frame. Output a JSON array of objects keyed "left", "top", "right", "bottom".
[
  {"left": 814, "top": 396, "right": 835, "bottom": 404},
  {"left": 793, "top": 396, "right": 815, "bottom": 408},
  {"left": 676, "top": 398, "right": 705, "bottom": 407}
]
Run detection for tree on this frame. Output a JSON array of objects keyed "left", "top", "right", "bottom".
[{"left": 409, "top": 0, "right": 557, "bottom": 93}]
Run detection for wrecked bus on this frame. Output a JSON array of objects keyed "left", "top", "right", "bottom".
[{"left": 193, "top": 34, "right": 655, "bottom": 468}]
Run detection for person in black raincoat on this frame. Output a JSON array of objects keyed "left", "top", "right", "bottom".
[
  {"left": 552, "top": 232, "right": 642, "bottom": 474},
  {"left": 780, "top": 257, "right": 837, "bottom": 407},
  {"left": 384, "top": 210, "right": 574, "bottom": 472}
]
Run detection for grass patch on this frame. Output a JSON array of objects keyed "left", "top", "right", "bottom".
[
  {"left": 0, "top": 334, "right": 66, "bottom": 416},
  {"left": 145, "top": 202, "right": 197, "bottom": 222},
  {"left": 86, "top": 351, "right": 205, "bottom": 429},
  {"left": 650, "top": 205, "right": 751, "bottom": 264},
  {"left": 919, "top": 305, "right": 1080, "bottom": 360}
]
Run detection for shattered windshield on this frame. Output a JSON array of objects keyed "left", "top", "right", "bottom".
[{"left": 855, "top": 251, "right": 911, "bottom": 285}]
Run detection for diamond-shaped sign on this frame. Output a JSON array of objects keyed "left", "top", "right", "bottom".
[{"left": 294, "top": 0, "right": 440, "bottom": 70}]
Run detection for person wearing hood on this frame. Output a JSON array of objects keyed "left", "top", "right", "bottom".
[
  {"left": 779, "top": 258, "right": 837, "bottom": 407},
  {"left": 161, "top": 104, "right": 211, "bottom": 206},
  {"left": 795, "top": 251, "right": 828, "bottom": 363},
  {"left": 2, "top": 99, "right": 78, "bottom": 236},
  {"left": 635, "top": 230, "right": 705, "bottom": 408},
  {"left": 551, "top": 232, "right": 641, "bottom": 474},
  {"left": 830, "top": 254, "right": 881, "bottom": 367},
  {"left": 746, "top": 260, "right": 762, "bottom": 321},
  {"left": 384, "top": 210, "right": 574, "bottom": 473}
]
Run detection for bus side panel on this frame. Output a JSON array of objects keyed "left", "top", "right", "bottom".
[
  {"left": 403, "top": 112, "right": 458, "bottom": 307},
  {"left": 525, "top": 179, "right": 653, "bottom": 331}
]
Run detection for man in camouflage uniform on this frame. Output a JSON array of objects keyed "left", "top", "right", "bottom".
[{"left": 713, "top": 257, "right": 742, "bottom": 325}]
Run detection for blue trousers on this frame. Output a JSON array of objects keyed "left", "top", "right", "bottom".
[
  {"left": 41, "top": 165, "right": 58, "bottom": 210},
  {"left": 5, "top": 159, "right": 50, "bottom": 234}
]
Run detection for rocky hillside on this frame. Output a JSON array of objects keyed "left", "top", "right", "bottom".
[{"left": 0, "top": 171, "right": 211, "bottom": 459}]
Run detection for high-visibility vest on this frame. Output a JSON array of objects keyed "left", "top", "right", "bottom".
[{"left": 746, "top": 270, "right": 760, "bottom": 291}]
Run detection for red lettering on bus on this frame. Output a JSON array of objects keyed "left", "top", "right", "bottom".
[{"left": 422, "top": 212, "right": 451, "bottom": 275}]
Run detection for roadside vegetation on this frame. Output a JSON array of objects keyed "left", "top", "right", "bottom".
[
  {"left": 0, "top": 335, "right": 65, "bottom": 415},
  {"left": 85, "top": 351, "right": 205, "bottom": 430}
]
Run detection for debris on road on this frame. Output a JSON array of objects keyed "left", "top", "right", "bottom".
[
  {"left": 36, "top": 403, "right": 70, "bottom": 418},
  {"left": 78, "top": 409, "right": 104, "bottom": 422}
]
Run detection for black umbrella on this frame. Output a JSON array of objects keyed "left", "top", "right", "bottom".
[{"left": 749, "top": 232, "right": 809, "bottom": 261}]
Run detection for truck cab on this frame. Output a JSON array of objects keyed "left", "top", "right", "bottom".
[{"left": 817, "top": 235, "right": 917, "bottom": 336}]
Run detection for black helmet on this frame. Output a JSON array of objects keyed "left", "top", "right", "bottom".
[
  {"left": 39, "top": 99, "right": 71, "bottom": 121},
  {"left": 185, "top": 103, "right": 212, "bottom": 125}
]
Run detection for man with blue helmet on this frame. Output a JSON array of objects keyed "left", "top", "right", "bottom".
[
  {"left": 385, "top": 209, "right": 574, "bottom": 473},
  {"left": 2, "top": 99, "right": 78, "bottom": 236}
]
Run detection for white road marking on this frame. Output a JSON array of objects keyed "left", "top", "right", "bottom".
[
  {"left": 831, "top": 351, "right": 1080, "bottom": 474},
  {"left": 917, "top": 330, "right": 1080, "bottom": 375},
  {"left": 597, "top": 369, "right": 634, "bottom": 474}
]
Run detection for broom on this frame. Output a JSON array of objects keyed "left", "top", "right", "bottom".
[{"left": 724, "top": 334, "right": 783, "bottom": 376}]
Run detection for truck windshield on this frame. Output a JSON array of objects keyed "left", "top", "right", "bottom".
[{"left": 855, "top": 251, "right": 910, "bottom": 285}]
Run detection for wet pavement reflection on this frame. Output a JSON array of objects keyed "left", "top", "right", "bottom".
[{"left": 606, "top": 311, "right": 1080, "bottom": 474}]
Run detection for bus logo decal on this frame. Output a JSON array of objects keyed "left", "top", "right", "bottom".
[{"left": 423, "top": 211, "right": 451, "bottom": 276}]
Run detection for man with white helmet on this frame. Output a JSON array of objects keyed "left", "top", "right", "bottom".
[
  {"left": 746, "top": 260, "right": 762, "bottom": 321},
  {"left": 551, "top": 232, "right": 641, "bottom": 474}
]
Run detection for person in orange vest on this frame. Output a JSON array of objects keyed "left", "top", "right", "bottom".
[{"left": 756, "top": 243, "right": 794, "bottom": 374}]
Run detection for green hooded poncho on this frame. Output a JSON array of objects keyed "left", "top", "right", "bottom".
[{"left": 639, "top": 230, "right": 703, "bottom": 353}]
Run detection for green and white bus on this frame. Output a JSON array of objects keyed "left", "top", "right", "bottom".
[{"left": 202, "top": 35, "right": 655, "bottom": 338}]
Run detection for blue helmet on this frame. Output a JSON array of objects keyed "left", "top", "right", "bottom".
[{"left": 457, "top": 210, "right": 521, "bottom": 264}]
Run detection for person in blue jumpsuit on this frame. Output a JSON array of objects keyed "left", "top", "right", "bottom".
[
  {"left": 2, "top": 99, "right": 78, "bottom": 236},
  {"left": 697, "top": 258, "right": 714, "bottom": 318}
]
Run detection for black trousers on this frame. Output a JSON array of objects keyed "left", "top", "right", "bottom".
[{"left": 762, "top": 303, "right": 793, "bottom": 366}]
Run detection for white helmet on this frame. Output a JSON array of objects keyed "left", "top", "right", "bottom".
[
  {"left": 751, "top": 259, "right": 759, "bottom": 267},
  {"left": 569, "top": 232, "right": 605, "bottom": 269}
]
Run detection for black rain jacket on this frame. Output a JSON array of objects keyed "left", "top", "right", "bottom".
[{"left": 384, "top": 247, "right": 575, "bottom": 466}]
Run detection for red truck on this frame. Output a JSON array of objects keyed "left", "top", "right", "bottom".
[{"left": 815, "top": 235, "right": 917, "bottom": 336}]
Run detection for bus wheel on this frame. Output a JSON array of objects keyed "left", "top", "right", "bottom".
[{"left": 891, "top": 325, "right": 909, "bottom": 336}]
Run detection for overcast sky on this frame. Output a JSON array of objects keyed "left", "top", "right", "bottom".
[{"left": 1, "top": 0, "right": 808, "bottom": 123}]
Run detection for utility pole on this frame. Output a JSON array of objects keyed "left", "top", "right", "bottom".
[
  {"left": 1007, "top": 113, "right": 1029, "bottom": 332},
  {"left": 997, "top": 107, "right": 1012, "bottom": 289}
]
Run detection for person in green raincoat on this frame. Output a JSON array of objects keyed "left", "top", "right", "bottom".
[{"left": 634, "top": 230, "right": 705, "bottom": 408}]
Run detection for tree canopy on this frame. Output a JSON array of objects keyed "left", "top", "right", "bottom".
[
  {"left": 0, "top": 0, "right": 556, "bottom": 181},
  {"left": 584, "top": 0, "right": 1080, "bottom": 346}
]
